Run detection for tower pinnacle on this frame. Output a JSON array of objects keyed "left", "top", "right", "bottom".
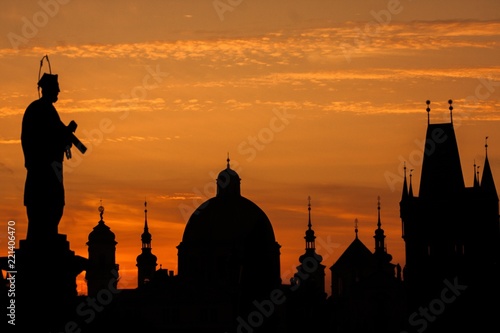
[
  {"left": 426, "top": 100, "right": 431, "bottom": 125},
  {"left": 448, "top": 99, "right": 453, "bottom": 123},
  {"left": 355, "top": 218, "right": 359, "bottom": 239},
  {"left": 305, "top": 196, "right": 316, "bottom": 250}
]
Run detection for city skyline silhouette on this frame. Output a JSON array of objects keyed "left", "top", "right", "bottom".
[
  {"left": 1, "top": 1, "right": 500, "bottom": 332},
  {"left": 2, "top": 102, "right": 499, "bottom": 332}
]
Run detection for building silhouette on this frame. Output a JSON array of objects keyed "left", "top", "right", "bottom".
[
  {"left": 285, "top": 197, "right": 327, "bottom": 333},
  {"left": 85, "top": 204, "right": 119, "bottom": 298},
  {"left": 328, "top": 199, "right": 405, "bottom": 333},
  {"left": 136, "top": 201, "right": 158, "bottom": 288},
  {"left": 176, "top": 158, "right": 283, "bottom": 332},
  {"left": 399, "top": 100, "right": 500, "bottom": 332},
  {"left": 2, "top": 100, "right": 499, "bottom": 332}
]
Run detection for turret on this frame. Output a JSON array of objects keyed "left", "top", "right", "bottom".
[{"left": 85, "top": 203, "right": 119, "bottom": 297}]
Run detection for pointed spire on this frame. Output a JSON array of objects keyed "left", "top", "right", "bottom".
[
  {"left": 308, "top": 196, "right": 312, "bottom": 229},
  {"left": 227, "top": 152, "right": 230, "bottom": 169},
  {"left": 299, "top": 196, "right": 322, "bottom": 264},
  {"left": 141, "top": 200, "right": 152, "bottom": 249},
  {"left": 377, "top": 196, "right": 381, "bottom": 229},
  {"left": 481, "top": 136, "right": 498, "bottom": 199},
  {"left": 448, "top": 99, "right": 453, "bottom": 124},
  {"left": 374, "top": 196, "right": 386, "bottom": 254},
  {"left": 354, "top": 218, "right": 359, "bottom": 239},
  {"left": 305, "top": 196, "right": 316, "bottom": 249},
  {"left": 477, "top": 166, "right": 481, "bottom": 186},
  {"left": 401, "top": 162, "right": 409, "bottom": 201},
  {"left": 409, "top": 169, "right": 414, "bottom": 197},
  {"left": 474, "top": 160, "right": 480, "bottom": 188},
  {"left": 144, "top": 199, "right": 149, "bottom": 230}
]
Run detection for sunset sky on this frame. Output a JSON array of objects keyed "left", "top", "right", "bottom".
[{"left": 1, "top": 0, "right": 499, "bottom": 295}]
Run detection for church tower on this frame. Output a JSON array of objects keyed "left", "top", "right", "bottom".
[
  {"left": 293, "top": 196, "right": 326, "bottom": 298},
  {"left": 85, "top": 203, "right": 119, "bottom": 297},
  {"left": 373, "top": 197, "right": 399, "bottom": 280},
  {"left": 399, "top": 100, "right": 500, "bottom": 330},
  {"left": 136, "top": 201, "right": 157, "bottom": 288},
  {"left": 287, "top": 197, "right": 327, "bottom": 332}
]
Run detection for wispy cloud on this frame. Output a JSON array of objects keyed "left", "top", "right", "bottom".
[{"left": 1, "top": 20, "right": 498, "bottom": 61}]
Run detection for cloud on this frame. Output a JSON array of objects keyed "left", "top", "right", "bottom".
[{"left": 1, "top": 20, "right": 498, "bottom": 62}]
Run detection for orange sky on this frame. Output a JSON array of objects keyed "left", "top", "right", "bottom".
[{"left": 1, "top": 0, "right": 499, "bottom": 296}]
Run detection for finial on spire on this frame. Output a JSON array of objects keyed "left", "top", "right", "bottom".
[
  {"left": 485, "top": 136, "right": 489, "bottom": 156},
  {"left": 409, "top": 169, "right": 414, "bottom": 197},
  {"left": 144, "top": 199, "right": 148, "bottom": 224},
  {"left": 377, "top": 196, "right": 381, "bottom": 228},
  {"left": 354, "top": 218, "right": 358, "bottom": 238},
  {"left": 448, "top": 99, "right": 453, "bottom": 123},
  {"left": 226, "top": 152, "right": 230, "bottom": 169},
  {"left": 474, "top": 160, "right": 480, "bottom": 187},
  {"left": 98, "top": 200, "right": 104, "bottom": 220},
  {"left": 307, "top": 196, "right": 312, "bottom": 229},
  {"left": 426, "top": 100, "right": 431, "bottom": 124}
]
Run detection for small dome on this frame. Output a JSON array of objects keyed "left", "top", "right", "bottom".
[
  {"left": 305, "top": 228, "right": 316, "bottom": 241},
  {"left": 216, "top": 159, "right": 241, "bottom": 197},
  {"left": 136, "top": 251, "right": 157, "bottom": 265},
  {"left": 87, "top": 220, "right": 116, "bottom": 245}
]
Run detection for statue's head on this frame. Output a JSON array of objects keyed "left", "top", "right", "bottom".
[{"left": 38, "top": 73, "right": 60, "bottom": 102}]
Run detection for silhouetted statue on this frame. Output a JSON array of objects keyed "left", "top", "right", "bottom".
[{"left": 21, "top": 71, "right": 85, "bottom": 242}]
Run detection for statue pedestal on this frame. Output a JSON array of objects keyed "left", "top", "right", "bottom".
[{"left": 15, "top": 234, "right": 87, "bottom": 331}]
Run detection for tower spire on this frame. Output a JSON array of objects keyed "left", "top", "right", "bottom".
[
  {"left": 474, "top": 160, "right": 480, "bottom": 188},
  {"left": 401, "top": 162, "right": 409, "bottom": 200},
  {"left": 480, "top": 136, "right": 498, "bottom": 199},
  {"left": 374, "top": 196, "right": 390, "bottom": 259},
  {"left": 141, "top": 200, "right": 152, "bottom": 249},
  {"left": 409, "top": 169, "right": 414, "bottom": 197},
  {"left": 144, "top": 199, "right": 148, "bottom": 229},
  {"left": 448, "top": 99, "right": 453, "bottom": 123},
  {"left": 373, "top": 196, "right": 386, "bottom": 253},
  {"left": 308, "top": 195, "right": 312, "bottom": 230},
  {"left": 137, "top": 200, "right": 157, "bottom": 287},
  {"left": 377, "top": 196, "right": 381, "bottom": 229},
  {"left": 426, "top": 100, "right": 431, "bottom": 125},
  {"left": 355, "top": 218, "right": 359, "bottom": 239},
  {"left": 305, "top": 196, "right": 316, "bottom": 250}
]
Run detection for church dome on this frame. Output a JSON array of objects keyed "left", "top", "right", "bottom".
[
  {"left": 177, "top": 160, "right": 282, "bottom": 297},
  {"left": 88, "top": 220, "right": 116, "bottom": 245},
  {"left": 87, "top": 205, "right": 116, "bottom": 245},
  {"left": 181, "top": 195, "right": 276, "bottom": 245},
  {"left": 182, "top": 158, "right": 276, "bottom": 244}
]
